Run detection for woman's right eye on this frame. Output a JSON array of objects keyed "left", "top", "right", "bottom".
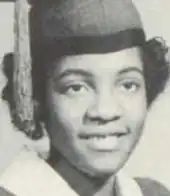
[
  {"left": 67, "top": 84, "right": 86, "bottom": 93},
  {"left": 59, "top": 83, "right": 89, "bottom": 96}
]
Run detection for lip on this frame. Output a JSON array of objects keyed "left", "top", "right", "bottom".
[
  {"left": 78, "top": 128, "right": 128, "bottom": 139},
  {"left": 85, "top": 135, "right": 121, "bottom": 152},
  {"left": 78, "top": 128, "right": 129, "bottom": 151}
]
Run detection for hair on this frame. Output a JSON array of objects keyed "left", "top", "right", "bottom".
[
  {"left": 142, "top": 37, "right": 169, "bottom": 104},
  {"left": 2, "top": 37, "right": 169, "bottom": 140},
  {"left": 31, "top": 37, "right": 170, "bottom": 118}
]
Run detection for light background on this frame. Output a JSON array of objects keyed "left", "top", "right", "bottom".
[{"left": 0, "top": 0, "right": 170, "bottom": 189}]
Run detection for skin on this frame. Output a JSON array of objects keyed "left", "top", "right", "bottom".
[{"left": 46, "top": 47, "right": 147, "bottom": 195}]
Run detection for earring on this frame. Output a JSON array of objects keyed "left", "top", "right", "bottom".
[
  {"left": 23, "top": 122, "right": 50, "bottom": 160},
  {"left": 25, "top": 120, "right": 44, "bottom": 140}
]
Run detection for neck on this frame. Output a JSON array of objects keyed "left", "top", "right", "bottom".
[{"left": 48, "top": 149, "right": 117, "bottom": 196}]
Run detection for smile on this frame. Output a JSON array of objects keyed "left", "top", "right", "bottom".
[
  {"left": 78, "top": 131, "right": 128, "bottom": 140},
  {"left": 78, "top": 130, "right": 129, "bottom": 151}
]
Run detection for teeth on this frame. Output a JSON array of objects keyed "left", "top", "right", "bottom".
[
  {"left": 93, "top": 135, "right": 106, "bottom": 139},
  {"left": 80, "top": 135, "right": 116, "bottom": 140},
  {"left": 92, "top": 135, "right": 106, "bottom": 139}
]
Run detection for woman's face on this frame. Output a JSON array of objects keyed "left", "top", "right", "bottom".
[{"left": 47, "top": 47, "right": 147, "bottom": 177}]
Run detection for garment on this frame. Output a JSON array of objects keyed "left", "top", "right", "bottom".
[
  {"left": 136, "top": 178, "right": 170, "bottom": 196},
  {"left": 0, "top": 178, "right": 169, "bottom": 196},
  {"left": 0, "top": 187, "right": 16, "bottom": 196},
  {"left": 0, "top": 150, "right": 169, "bottom": 196}
]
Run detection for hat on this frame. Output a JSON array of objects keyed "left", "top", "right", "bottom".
[
  {"left": 12, "top": 0, "right": 146, "bottom": 140},
  {"left": 31, "top": 0, "right": 146, "bottom": 57},
  {"left": 41, "top": 0, "right": 143, "bottom": 37}
]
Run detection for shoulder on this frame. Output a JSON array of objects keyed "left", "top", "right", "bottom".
[{"left": 135, "top": 177, "right": 170, "bottom": 196}]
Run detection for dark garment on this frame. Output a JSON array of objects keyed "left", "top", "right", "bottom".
[
  {"left": 0, "top": 187, "right": 16, "bottom": 196},
  {"left": 0, "top": 178, "right": 169, "bottom": 196},
  {"left": 136, "top": 178, "right": 170, "bottom": 196}
]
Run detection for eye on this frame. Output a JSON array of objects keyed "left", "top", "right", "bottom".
[
  {"left": 68, "top": 84, "right": 84, "bottom": 92},
  {"left": 119, "top": 81, "right": 141, "bottom": 92},
  {"left": 62, "top": 83, "right": 88, "bottom": 96}
]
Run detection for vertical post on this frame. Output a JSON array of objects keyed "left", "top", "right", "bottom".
[{"left": 13, "top": 0, "right": 35, "bottom": 136}]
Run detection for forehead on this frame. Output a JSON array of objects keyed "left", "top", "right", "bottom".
[{"left": 54, "top": 47, "right": 143, "bottom": 75}]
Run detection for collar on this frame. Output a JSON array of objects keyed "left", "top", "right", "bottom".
[
  {"left": 115, "top": 170, "right": 143, "bottom": 196},
  {"left": 0, "top": 149, "right": 143, "bottom": 196}
]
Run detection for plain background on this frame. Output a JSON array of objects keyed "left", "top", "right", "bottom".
[{"left": 0, "top": 0, "right": 170, "bottom": 189}]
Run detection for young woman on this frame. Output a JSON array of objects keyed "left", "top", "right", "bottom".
[{"left": 0, "top": 0, "right": 170, "bottom": 195}]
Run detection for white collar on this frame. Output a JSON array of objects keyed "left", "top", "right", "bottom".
[
  {"left": 116, "top": 170, "right": 143, "bottom": 196},
  {"left": 0, "top": 150, "right": 143, "bottom": 196}
]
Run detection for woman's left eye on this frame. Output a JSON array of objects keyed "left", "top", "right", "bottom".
[{"left": 119, "top": 81, "right": 141, "bottom": 92}]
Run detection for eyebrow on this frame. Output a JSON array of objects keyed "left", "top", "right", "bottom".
[
  {"left": 57, "top": 69, "right": 93, "bottom": 80},
  {"left": 118, "top": 67, "right": 143, "bottom": 76},
  {"left": 56, "top": 67, "right": 143, "bottom": 80}
]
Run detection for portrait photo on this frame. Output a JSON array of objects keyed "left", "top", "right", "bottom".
[{"left": 0, "top": 0, "right": 170, "bottom": 196}]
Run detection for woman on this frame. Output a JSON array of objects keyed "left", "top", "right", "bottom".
[{"left": 0, "top": 0, "right": 170, "bottom": 195}]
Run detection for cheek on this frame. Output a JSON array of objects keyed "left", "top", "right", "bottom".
[
  {"left": 118, "top": 93, "right": 147, "bottom": 153},
  {"left": 47, "top": 93, "right": 89, "bottom": 137},
  {"left": 121, "top": 91, "right": 147, "bottom": 128},
  {"left": 49, "top": 91, "right": 94, "bottom": 121}
]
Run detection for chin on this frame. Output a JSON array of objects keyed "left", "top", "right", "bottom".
[
  {"left": 82, "top": 166, "right": 119, "bottom": 179},
  {"left": 93, "top": 164, "right": 121, "bottom": 177},
  {"left": 78, "top": 157, "right": 126, "bottom": 178}
]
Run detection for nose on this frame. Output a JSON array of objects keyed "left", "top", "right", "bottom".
[{"left": 85, "top": 91, "right": 123, "bottom": 124}]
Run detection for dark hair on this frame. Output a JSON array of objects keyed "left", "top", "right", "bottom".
[
  {"left": 2, "top": 37, "right": 169, "bottom": 139},
  {"left": 142, "top": 38, "right": 169, "bottom": 104},
  {"left": 30, "top": 37, "right": 169, "bottom": 114}
]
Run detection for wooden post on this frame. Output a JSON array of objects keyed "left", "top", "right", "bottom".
[{"left": 13, "top": 0, "right": 35, "bottom": 136}]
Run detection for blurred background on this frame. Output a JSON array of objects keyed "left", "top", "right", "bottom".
[{"left": 0, "top": 0, "right": 170, "bottom": 189}]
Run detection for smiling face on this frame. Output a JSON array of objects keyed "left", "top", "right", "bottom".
[{"left": 46, "top": 47, "right": 147, "bottom": 177}]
